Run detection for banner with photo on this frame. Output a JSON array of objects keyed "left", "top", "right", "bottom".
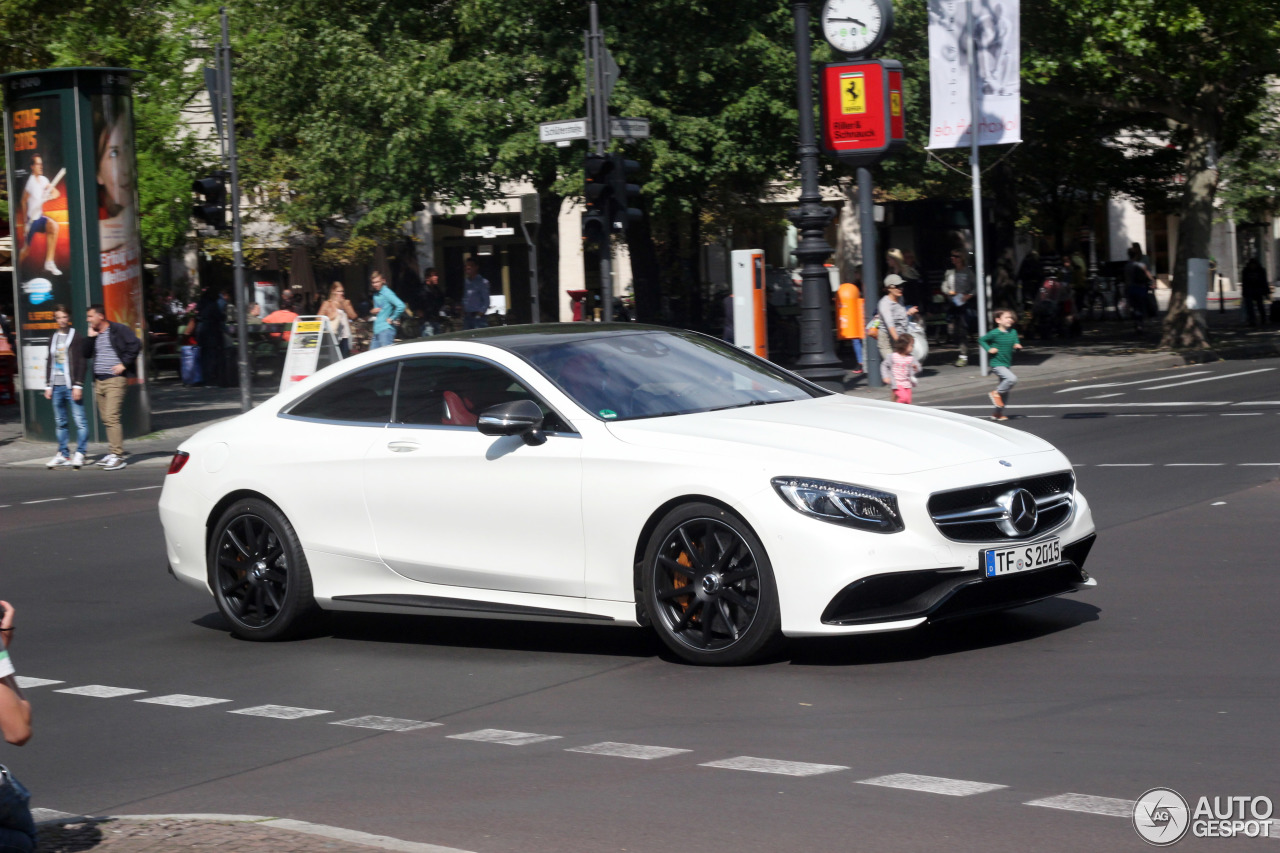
[
  {"left": 927, "top": 0, "right": 1021, "bottom": 149},
  {"left": 92, "top": 89, "right": 144, "bottom": 336}
]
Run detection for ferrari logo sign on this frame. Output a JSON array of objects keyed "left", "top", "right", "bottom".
[
  {"left": 890, "top": 90, "right": 902, "bottom": 117},
  {"left": 841, "top": 73, "right": 866, "bottom": 115}
]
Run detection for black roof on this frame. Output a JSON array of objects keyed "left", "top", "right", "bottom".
[{"left": 419, "top": 323, "right": 684, "bottom": 351}]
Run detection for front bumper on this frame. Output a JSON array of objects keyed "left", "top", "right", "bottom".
[{"left": 820, "top": 534, "right": 1095, "bottom": 626}]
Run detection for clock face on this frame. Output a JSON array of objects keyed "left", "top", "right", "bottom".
[{"left": 822, "top": 0, "right": 891, "bottom": 56}]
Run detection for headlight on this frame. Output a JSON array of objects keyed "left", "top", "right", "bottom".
[{"left": 771, "top": 477, "right": 904, "bottom": 533}]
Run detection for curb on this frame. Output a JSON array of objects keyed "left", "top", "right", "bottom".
[{"left": 33, "top": 810, "right": 476, "bottom": 853}]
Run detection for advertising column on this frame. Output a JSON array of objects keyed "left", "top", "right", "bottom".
[{"left": 3, "top": 67, "right": 149, "bottom": 444}]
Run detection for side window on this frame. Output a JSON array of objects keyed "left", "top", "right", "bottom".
[
  {"left": 286, "top": 362, "right": 398, "bottom": 424},
  {"left": 393, "top": 356, "right": 573, "bottom": 433}
]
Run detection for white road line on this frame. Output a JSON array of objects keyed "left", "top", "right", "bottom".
[
  {"left": 1139, "top": 367, "right": 1276, "bottom": 390},
  {"left": 856, "top": 773, "right": 1007, "bottom": 797},
  {"left": 229, "top": 704, "right": 332, "bottom": 720},
  {"left": 22, "top": 498, "right": 65, "bottom": 505},
  {"left": 699, "top": 756, "right": 849, "bottom": 777},
  {"left": 1234, "top": 401, "right": 1280, "bottom": 405},
  {"left": 1084, "top": 393, "right": 1125, "bottom": 399},
  {"left": 1025, "top": 793, "right": 1133, "bottom": 817},
  {"left": 446, "top": 728, "right": 562, "bottom": 746},
  {"left": 125, "top": 485, "right": 162, "bottom": 492},
  {"left": 1095, "top": 463, "right": 1152, "bottom": 467},
  {"left": 1116, "top": 414, "right": 1148, "bottom": 417},
  {"left": 1054, "top": 372, "right": 1211, "bottom": 393},
  {"left": 136, "top": 694, "right": 232, "bottom": 708},
  {"left": 55, "top": 685, "right": 146, "bottom": 699},
  {"left": 14, "top": 677, "right": 63, "bottom": 689},
  {"left": 1221, "top": 413, "right": 1262, "bottom": 416},
  {"left": 0, "top": 505, "right": 9, "bottom": 509},
  {"left": 1165, "top": 463, "right": 1224, "bottom": 467},
  {"left": 566, "top": 742, "right": 693, "bottom": 760},
  {"left": 1176, "top": 414, "right": 1208, "bottom": 417},
  {"left": 332, "top": 716, "right": 442, "bottom": 732},
  {"left": 1240, "top": 462, "right": 1280, "bottom": 466},
  {"left": 936, "top": 402, "right": 1232, "bottom": 410},
  {"left": 73, "top": 492, "right": 116, "bottom": 498}
]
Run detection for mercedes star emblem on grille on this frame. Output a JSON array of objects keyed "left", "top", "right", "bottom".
[{"left": 996, "top": 488, "right": 1040, "bottom": 536}]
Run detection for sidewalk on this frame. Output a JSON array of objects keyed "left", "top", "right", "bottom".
[
  {"left": 2, "top": 312, "right": 1278, "bottom": 466},
  {"left": 33, "top": 811, "right": 470, "bottom": 853},
  {"left": 830, "top": 307, "right": 1280, "bottom": 403}
]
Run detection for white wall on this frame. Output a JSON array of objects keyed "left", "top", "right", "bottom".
[{"left": 1107, "top": 196, "right": 1146, "bottom": 262}]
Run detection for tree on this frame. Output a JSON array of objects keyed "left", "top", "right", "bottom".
[{"left": 1024, "top": 0, "right": 1280, "bottom": 347}]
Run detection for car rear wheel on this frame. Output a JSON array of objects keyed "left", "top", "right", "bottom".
[
  {"left": 208, "top": 498, "right": 318, "bottom": 640},
  {"left": 643, "top": 502, "right": 781, "bottom": 665}
]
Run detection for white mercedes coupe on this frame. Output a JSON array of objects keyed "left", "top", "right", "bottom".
[{"left": 159, "top": 324, "right": 1096, "bottom": 665}]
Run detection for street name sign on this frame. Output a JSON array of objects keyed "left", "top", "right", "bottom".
[
  {"left": 464, "top": 227, "right": 516, "bottom": 238},
  {"left": 610, "top": 117, "right": 650, "bottom": 139},
  {"left": 539, "top": 119, "right": 588, "bottom": 143}
]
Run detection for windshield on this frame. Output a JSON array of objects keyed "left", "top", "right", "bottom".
[{"left": 509, "top": 330, "right": 828, "bottom": 421}]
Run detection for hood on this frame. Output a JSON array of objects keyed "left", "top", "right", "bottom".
[{"left": 606, "top": 395, "right": 1056, "bottom": 475}]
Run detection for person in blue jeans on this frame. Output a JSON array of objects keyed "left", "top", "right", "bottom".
[
  {"left": 369, "top": 271, "right": 404, "bottom": 349},
  {"left": 462, "top": 259, "right": 492, "bottom": 330},
  {"left": 42, "top": 306, "right": 88, "bottom": 470}
]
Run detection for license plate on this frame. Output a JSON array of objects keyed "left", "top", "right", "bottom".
[{"left": 983, "top": 537, "right": 1061, "bottom": 577}]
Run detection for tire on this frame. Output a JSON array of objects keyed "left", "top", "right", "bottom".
[
  {"left": 208, "top": 498, "right": 319, "bottom": 640},
  {"left": 642, "top": 502, "right": 782, "bottom": 665}
]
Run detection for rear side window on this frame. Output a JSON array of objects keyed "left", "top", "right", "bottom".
[
  {"left": 393, "top": 356, "right": 573, "bottom": 433},
  {"left": 286, "top": 362, "right": 398, "bottom": 424}
]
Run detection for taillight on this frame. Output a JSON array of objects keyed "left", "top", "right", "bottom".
[{"left": 167, "top": 451, "right": 190, "bottom": 475}]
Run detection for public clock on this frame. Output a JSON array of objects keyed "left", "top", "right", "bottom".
[{"left": 821, "top": 0, "right": 893, "bottom": 57}]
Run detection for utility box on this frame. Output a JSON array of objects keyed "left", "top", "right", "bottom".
[{"left": 731, "top": 249, "right": 767, "bottom": 358}]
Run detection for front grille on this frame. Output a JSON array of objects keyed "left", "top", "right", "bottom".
[{"left": 927, "top": 471, "right": 1075, "bottom": 542}]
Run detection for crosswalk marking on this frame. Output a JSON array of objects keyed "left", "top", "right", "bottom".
[
  {"left": 447, "top": 729, "right": 562, "bottom": 746},
  {"left": 856, "top": 773, "right": 1007, "bottom": 796},
  {"left": 136, "top": 694, "right": 232, "bottom": 708},
  {"left": 566, "top": 742, "right": 692, "bottom": 760},
  {"left": 14, "top": 677, "right": 63, "bottom": 688},
  {"left": 229, "top": 704, "right": 332, "bottom": 720},
  {"left": 1139, "top": 367, "right": 1275, "bottom": 391},
  {"left": 1054, "top": 373, "right": 1211, "bottom": 393},
  {"left": 1024, "top": 793, "right": 1133, "bottom": 817},
  {"left": 54, "top": 685, "right": 146, "bottom": 698},
  {"left": 699, "top": 756, "right": 848, "bottom": 777},
  {"left": 332, "top": 716, "right": 442, "bottom": 732}
]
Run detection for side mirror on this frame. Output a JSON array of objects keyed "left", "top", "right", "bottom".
[{"left": 476, "top": 399, "right": 547, "bottom": 446}]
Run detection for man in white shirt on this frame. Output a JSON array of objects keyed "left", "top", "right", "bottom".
[
  {"left": 18, "top": 155, "right": 63, "bottom": 277},
  {"left": 43, "top": 305, "right": 87, "bottom": 469}
]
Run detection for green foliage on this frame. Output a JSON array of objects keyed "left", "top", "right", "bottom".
[{"left": 1219, "top": 89, "right": 1280, "bottom": 223}]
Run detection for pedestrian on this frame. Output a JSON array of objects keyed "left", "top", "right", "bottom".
[
  {"left": 1124, "top": 244, "right": 1154, "bottom": 332},
  {"left": 368, "top": 271, "right": 404, "bottom": 349},
  {"left": 942, "top": 249, "right": 976, "bottom": 365},
  {"left": 1241, "top": 256, "right": 1269, "bottom": 327},
  {"left": 875, "top": 275, "right": 919, "bottom": 387},
  {"left": 195, "top": 287, "right": 225, "bottom": 387},
  {"left": 245, "top": 302, "right": 263, "bottom": 325},
  {"left": 889, "top": 333, "right": 919, "bottom": 404},
  {"left": 319, "top": 282, "right": 357, "bottom": 357},
  {"left": 461, "top": 259, "right": 492, "bottom": 330},
  {"left": 42, "top": 305, "right": 88, "bottom": 470},
  {"left": 0, "top": 600, "right": 35, "bottom": 853},
  {"left": 83, "top": 304, "right": 139, "bottom": 470},
  {"left": 421, "top": 268, "right": 444, "bottom": 336},
  {"left": 980, "top": 308, "right": 1022, "bottom": 421}
]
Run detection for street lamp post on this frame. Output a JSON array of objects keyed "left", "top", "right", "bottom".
[{"left": 788, "top": 1, "right": 844, "bottom": 383}]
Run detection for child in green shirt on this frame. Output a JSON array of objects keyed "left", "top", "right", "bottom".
[{"left": 979, "top": 309, "right": 1022, "bottom": 421}]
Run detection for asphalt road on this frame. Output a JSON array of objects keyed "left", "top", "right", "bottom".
[{"left": 2, "top": 360, "right": 1277, "bottom": 853}]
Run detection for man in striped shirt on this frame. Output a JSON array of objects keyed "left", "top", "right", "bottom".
[{"left": 84, "top": 305, "right": 140, "bottom": 470}]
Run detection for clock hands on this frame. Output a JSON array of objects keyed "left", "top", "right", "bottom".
[{"left": 827, "top": 16, "right": 867, "bottom": 26}]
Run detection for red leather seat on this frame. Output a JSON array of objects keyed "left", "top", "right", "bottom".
[{"left": 441, "top": 390, "right": 477, "bottom": 426}]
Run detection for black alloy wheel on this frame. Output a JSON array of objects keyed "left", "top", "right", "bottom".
[
  {"left": 209, "top": 498, "right": 317, "bottom": 640},
  {"left": 643, "top": 502, "right": 781, "bottom": 665}
]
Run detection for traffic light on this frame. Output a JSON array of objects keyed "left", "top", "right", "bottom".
[
  {"left": 192, "top": 172, "right": 229, "bottom": 230},
  {"left": 609, "top": 154, "right": 642, "bottom": 233},
  {"left": 582, "top": 154, "right": 614, "bottom": 242}
]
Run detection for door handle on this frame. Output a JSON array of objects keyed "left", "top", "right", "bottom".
[{"left": 387, "top": 440, "right": 420, "bottom": 453}]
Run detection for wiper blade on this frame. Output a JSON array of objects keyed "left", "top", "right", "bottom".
[{"left": 708, "top": 399, "right": 791, "bottom": 412}]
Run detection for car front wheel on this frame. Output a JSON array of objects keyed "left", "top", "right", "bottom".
[
  {"left": 208, "top": 498, "right": 318, "bottom": 640},
  {"left": 643, "top": 502, "right": 781, "bottom": 665}
]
